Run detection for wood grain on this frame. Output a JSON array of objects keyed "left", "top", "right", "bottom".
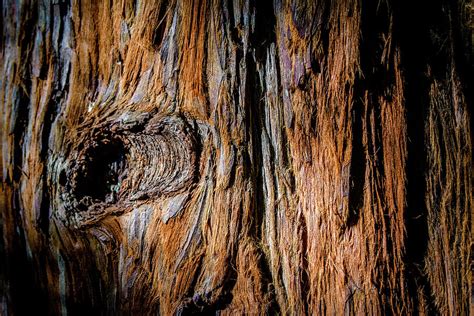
[{"left": 0, "top": 0, "right": 472, "bottom": 314}]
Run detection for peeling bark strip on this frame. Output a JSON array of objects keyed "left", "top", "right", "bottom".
[{"left": 0, "top": 0, "right": 472, "bottom": 314}]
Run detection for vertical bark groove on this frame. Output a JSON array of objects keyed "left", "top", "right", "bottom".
[{"left": 1, "top": 0, "right": 472, "bottom": 314}]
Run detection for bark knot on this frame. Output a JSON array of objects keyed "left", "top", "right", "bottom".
[{"left": 58, "top": 114, "right": 198, "bottom": 228}]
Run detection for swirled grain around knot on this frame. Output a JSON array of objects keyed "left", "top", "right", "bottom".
[{"left": 58, "top": 114, "right": 198, "bottom": 228}]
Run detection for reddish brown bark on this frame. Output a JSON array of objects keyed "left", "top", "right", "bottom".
[{"left": 1, "top": 0, "right": 472, "bottom": 314}]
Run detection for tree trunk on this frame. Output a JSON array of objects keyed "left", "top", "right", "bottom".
[{"left": 1, "top": 0, "right": 472, "bottom": 314}]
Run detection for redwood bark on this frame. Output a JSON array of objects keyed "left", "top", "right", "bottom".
[{"left": 0, "top": 0, "right": 472, "bottom": 314}]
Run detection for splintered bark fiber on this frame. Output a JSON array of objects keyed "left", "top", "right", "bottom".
[{"left": 0, "top": 0, "right": 472, "bottom": 314}]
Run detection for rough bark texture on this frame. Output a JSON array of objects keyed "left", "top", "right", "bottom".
[{"left": 1, "top": 0, "right": 472, "bottom": 314}]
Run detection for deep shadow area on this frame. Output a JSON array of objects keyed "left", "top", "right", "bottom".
[{"left": 73, "top": 137, "right": 127, "bottom": 203}]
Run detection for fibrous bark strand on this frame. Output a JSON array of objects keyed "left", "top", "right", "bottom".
[{"left": 0, "top": 0, "right": 472, "bottom": 314}]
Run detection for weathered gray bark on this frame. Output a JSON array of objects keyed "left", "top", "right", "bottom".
[{"left": 0, "top": 0, "right": 472, "bottom": 314}]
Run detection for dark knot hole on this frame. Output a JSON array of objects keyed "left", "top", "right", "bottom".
[{"left": 74, "top": 138, "right": 127, "bottom": 203}]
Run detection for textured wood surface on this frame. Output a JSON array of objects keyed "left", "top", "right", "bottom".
[{"left": 1, "top": 0, "right": 472, "bottom": 314}]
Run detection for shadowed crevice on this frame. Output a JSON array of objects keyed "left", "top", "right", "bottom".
[
  {"left": 395, "top": 0, "right": 435, "bottom": 312},
  {"left": 246, "top": 1, "right": 281, "bottom": 313}
]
